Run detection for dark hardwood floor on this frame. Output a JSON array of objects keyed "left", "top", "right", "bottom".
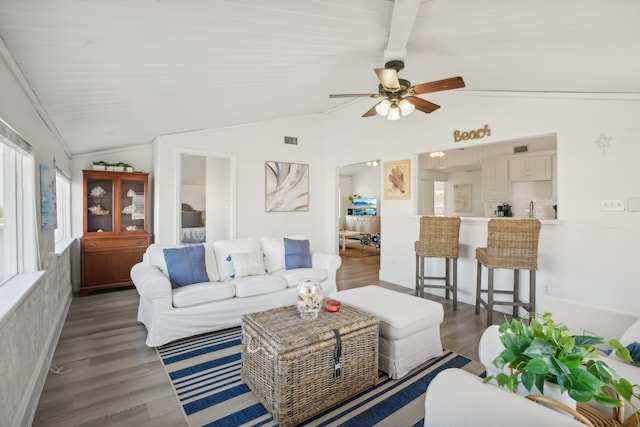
[{"left": 33, "top": 251, "right": 497, "bottom": 426}]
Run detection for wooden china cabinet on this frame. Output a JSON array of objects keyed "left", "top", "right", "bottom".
[{"left": 80, "top": 170, "right": 151, "bottom": 296}]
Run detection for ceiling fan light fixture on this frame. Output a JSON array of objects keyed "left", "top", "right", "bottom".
[
  {"left": 398, "top": 99, "right": 415, "bottom": 116},
  {"left": 375, "top": 99, "right": 391, "bottom": 116},
  {"left": 387, "top": 103, "right": 401, "bottom": 121}
]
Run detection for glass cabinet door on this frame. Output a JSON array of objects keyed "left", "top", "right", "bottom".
[
  {"left": 86, "top": 176, "right": 115, "bottom": 232},
  {"left": 120, "top": 178, "right": 146, "bottom": 232}
]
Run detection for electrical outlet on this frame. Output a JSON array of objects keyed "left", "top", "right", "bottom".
[
  {"left": 601, "top": 199, "right": 625, "bottom": 211},
  {"left": 611, "top": 198, "right": 625, "bottom": 211}
]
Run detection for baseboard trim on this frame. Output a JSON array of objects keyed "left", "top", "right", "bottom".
[{"left": 18, "top": 289, "right": 72, "bottom": 427}]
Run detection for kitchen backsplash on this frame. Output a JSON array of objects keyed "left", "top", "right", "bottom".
[{"left": 484, "top": 181, "right": 556, "bottom": 219}]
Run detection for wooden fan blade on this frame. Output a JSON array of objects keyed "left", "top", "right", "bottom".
[
  {"left": 329, "top": 93, "right": 380, "bottom": 98},
  {"left": 362, "top": 105, "right": 378, "bottom": 117},
  {"left": 406, "top": 96, "right": 440, "bottom": 114},
  {"left": 412, "top": 76, "right": 465, "bottom": 95},
  {"left": 375, "top": 68, "right": 400, "bottom": 90}
]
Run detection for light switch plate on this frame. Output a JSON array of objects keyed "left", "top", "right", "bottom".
[{"left": 627, "top": 197, "right": 640, "bottom": 212}]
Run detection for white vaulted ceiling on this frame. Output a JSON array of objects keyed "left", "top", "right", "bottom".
[{"left": 0, "top": 0, "right": 639, "bottom": 155}]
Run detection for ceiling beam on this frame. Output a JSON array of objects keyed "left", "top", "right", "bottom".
[{"left": 384, "top": 0, "right": 421, "bottom": 62}]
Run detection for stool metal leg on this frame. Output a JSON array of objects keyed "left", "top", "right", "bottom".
[
  {"left": 452, "top": 258, "right": 458, "bottom": 311},
  {"left": 415, "top": 253, "right": 420, "bottom": 297},
  {"left": 419, "top": 256, "right": 425, "bottom": 298},
  {"left": 475, "top": 261, "right": 482, "bottom": 315},
  {"left": 513, "top": 269, "right": 520, "bottom": 318},
  {"left": 444, "top": 258, "right": 451, "bottom": 300},
  {"left": 487, "top": 267, "right": 495, "bottom": 326},
  {"left": 529, "top": 270, "right": 536, "bottom": 316}
]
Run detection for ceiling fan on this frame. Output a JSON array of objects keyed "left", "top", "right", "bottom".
[{"left": 329, "top": 60, "right": 465, "bottom": 120}]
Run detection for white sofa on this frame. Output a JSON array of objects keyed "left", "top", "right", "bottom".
[
  {"left": 425, "top": 297, "right": 640, "bottom": 426},
  {"left": 130, "top": 236, "right": 341, "bottom": 347}
]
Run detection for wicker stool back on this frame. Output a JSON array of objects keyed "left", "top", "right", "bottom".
[
  {"left": 475, "top": 218, "right": 541, "bottom": 326},
  {"left": 414, "top": 216, "right": 461, "bottom": 310}
]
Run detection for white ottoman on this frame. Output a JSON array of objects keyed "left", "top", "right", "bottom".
[{"left": 331, "top": 285, "right": 444, "bottom": 379}]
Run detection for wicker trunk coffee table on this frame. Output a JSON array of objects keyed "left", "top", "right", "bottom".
[{"left": 241, "top": 304, "right": 379, "bottom": 427}]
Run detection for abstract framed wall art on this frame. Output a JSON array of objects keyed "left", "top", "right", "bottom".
[
  {"left": 384, "top": 159, "right": 411, "bottom": 200},
  {"left": 265, "top": 161, "right": 309, "bottom": 212},
  {"left": 454, "top": 183, "right": 472, "bottom": 212}
]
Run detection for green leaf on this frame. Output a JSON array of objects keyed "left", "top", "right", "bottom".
[
  {"left": 592, "top": 393, "right": 624, "bottom": 408},
  {"left": 574, "top": 335, "right": 605, "bottom": 348},
  {"left": 523, "top": 358, "right": 549, "bottom": 375},
  {"left": 522, "top": 338, "right": 557, "bottom": 358},
  {"left": 569, "top": 389, "right": 596, "bottom": 403},
  {"left": 521, "top": 370, "right": 536, "bottom": 392},
  {"left": 608, "top": 339, "right": 633, "bottom": 363},
  {"left": 612, "top": 378, "right": 634, "bottom": 401}
]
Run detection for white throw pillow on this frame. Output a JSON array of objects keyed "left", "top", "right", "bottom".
[
  {"left": 213, "top": 237, "right": 261, "bottom": 280},
  {"left": 231, "top": 251, "right": 266, "bottom": 278}
]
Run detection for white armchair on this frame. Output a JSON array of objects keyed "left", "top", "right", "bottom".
[
  {"left": 424, "top": 368, "right": 583, "bottom": 426},
  {"left": 425, "top": 296, "right": 640, "bottom": 427}
]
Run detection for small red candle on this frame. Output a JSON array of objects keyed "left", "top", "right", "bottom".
[{"left": 326, "top": 299, "right": 341, "bottom": 312}]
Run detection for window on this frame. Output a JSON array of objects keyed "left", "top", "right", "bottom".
[
  {"left": 0, "top": 118, "right": 38, "bottom": 285},
  {"left": 1, "top": 143, "right": 18, "bottom": 283},
  {"left": 54, "top": 171, "right": 71, "bottom": 245}
]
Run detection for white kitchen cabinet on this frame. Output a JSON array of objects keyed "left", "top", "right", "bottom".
[
  {"left": 345, "top": 215, "right": 380, "bottom": 234},
  {"left": 509, "top": 155, "right": 552, "bottom": 181},
  {"left": 481, "top": 158, "right": 509, "bottom": 201}
]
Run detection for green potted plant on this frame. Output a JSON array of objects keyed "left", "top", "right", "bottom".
[
  {"left": 92, "top": 160, "right": 109, "bottom": 170},
  {"left": 484, "top": 313, "right": 640, "bottom": 417}
]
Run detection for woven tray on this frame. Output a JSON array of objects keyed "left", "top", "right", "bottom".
[{"left": 241, "top": 305, "right": 379, "bottom": 427}]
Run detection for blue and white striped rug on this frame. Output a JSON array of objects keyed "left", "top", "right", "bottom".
[{"left": 157, "top": 327, "right": 485, "bottom": 427}]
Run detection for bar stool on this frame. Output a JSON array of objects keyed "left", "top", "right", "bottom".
[
  {"left": 415, "top": 216, "right": 461, "bottom": 310},
  {"left": 475, "top": 218, "right": 541, "bottom": 326}
]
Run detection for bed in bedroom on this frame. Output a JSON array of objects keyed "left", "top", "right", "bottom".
[{"left": 181, "top": 203, "right": 206, "bottom": 244}]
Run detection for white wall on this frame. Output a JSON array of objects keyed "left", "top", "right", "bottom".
[
  {"left": 338, "top": 175, "right": 353, "bottom": 229},
  {"left": 153, "top": 115, "right": 327, "bottom": 250},
  {"left": 321, "top": 92, "right": 640, "bottom": 313}
]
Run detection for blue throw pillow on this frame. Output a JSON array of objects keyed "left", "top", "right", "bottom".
[
  {"left": 628, "top": 341, "right": 640, "bottom": 363},
  {"left": 284, "top": 238, "right": 312, "bottom": 270},
  {"left": 163, "top": 245, "right": 210, "bottom": 288}
]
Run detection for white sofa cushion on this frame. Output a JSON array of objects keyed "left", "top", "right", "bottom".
[
  {"left": 260, "top": 235, "right": 307, "bottom": 273},
  {"left": 172, "top": 282, "right": 235, "bottom": 308},
  {"left": 271, "top": 268, "right": 328, "bottom": 287},
  {"left": 146, "top": 243, "right": 220, "bottom": 281},
  {"left": 232, "top": 274, "right": 287, "bottom": 298},
  {"left": 213, "top": 237, "right": 261, "bottom": 280}
]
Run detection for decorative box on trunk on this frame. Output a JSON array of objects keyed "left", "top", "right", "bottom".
[{"left": 241, "top": 305, "right": 379, "bottom": 427}]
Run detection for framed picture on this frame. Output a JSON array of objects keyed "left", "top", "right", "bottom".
[
  {"left": 454, "top": 183, "right": 472, "bottom": 212},
  {"left": 265, "top": 161, "right": 309, "bottom": 212},
  {"left": 384, "top": 159, "right": 411, "bottom": 200},
  {"left": 40, "top": 163, "right": 57, "bottom": 231}
]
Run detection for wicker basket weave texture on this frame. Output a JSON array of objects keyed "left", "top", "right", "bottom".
[
  {"left": 241, "top": 305, "right": 379, "bottom": 427},
  {"left": 414, "top": 216, "right": 461, "bottom": 259},
  {"left": 476, "top": 218, "right": 541, "bottom": 270}
]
